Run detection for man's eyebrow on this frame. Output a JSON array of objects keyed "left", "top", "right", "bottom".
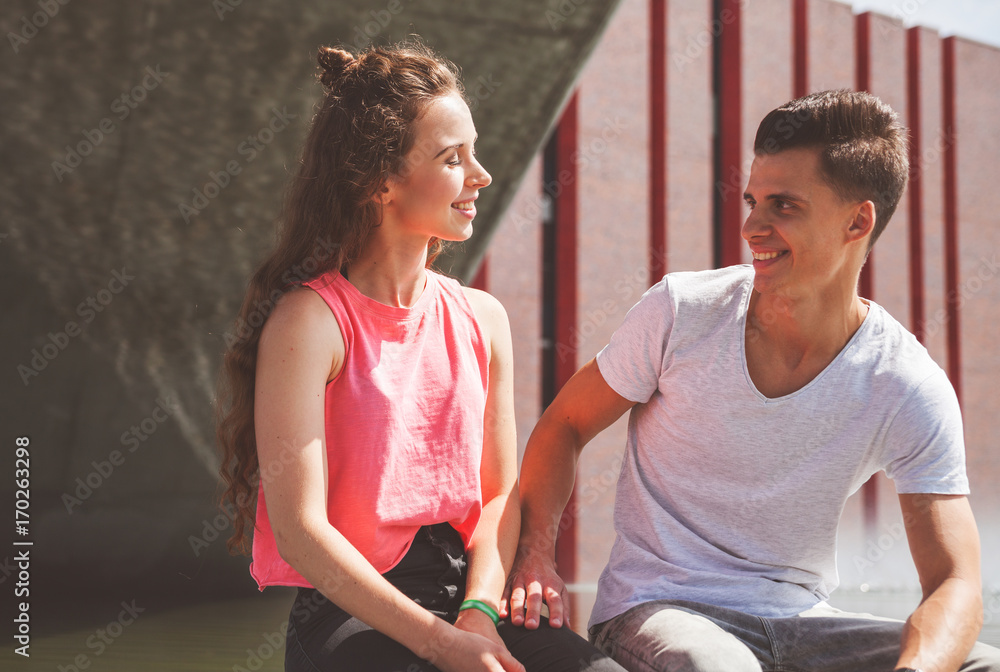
[{"left": 743, "top": 191, "right": 806, "bottom": 202}]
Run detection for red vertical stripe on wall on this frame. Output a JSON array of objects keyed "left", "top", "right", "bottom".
[
  {"left": 854, "top": 11, "right": 876, "bottom": 532},
  {"left": 718, "top": 0, "right": 743, "bottom": 267},
  {"left": 855, "top": 12, "right": 870, "bottom": 91},
  {"left": 793, "top": 0, "right": 808, "bottom": 98},
  {"left": 470, "top": 256, "right": 489, "bottom": 291},
  {"left": 650, "top": 0, "right": 668, "bottom": 284},
  {"left": 855, "top": 12, "right": 874, "bottom": 301},
  {"left": 906, "top": 29, "right": 925, "bottom": 342},
  {"left": 553, "top": 93, "right": 579, "bottom": 398},
  {"left": 553, "top": 92, "right": 579, "bottom": 598},
  {"left": 941, "top": 37, "right": 962, "bottom": 405}
]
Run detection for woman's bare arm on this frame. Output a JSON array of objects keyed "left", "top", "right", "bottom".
[
  {"left": 254, "top": 287, "right": 522, "bottom": 672},
  {"left": 458, "top": 288, "right": 521, "bottom": 640}
]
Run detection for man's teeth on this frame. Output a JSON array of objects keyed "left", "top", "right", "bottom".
[
  {"left": 452, "top": 201, "right": 474, "bottom": 211},
  {"left": 753, "top": 251, "right": 783, "bottom": 260}
]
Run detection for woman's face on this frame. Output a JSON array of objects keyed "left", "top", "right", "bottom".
[{"left": 381, "top": 92, "right": 492, "bottom": 243}]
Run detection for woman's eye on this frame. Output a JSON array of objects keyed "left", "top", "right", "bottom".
[{"left": 446, "top": 156, "right": 461, "bottom": 166}]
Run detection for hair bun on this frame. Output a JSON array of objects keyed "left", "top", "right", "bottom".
[{"left": 317, "top": 47, "right": 355, "bottom": 89}]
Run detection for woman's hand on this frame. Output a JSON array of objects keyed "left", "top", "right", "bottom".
[
  {"left": 420, "top": 619, "right": 524, "bottom": 672},
  {"left": 454, "top": 606, "right": 505, "bottom": 647}
]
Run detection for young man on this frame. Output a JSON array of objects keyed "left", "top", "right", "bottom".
[{"left": 502, "top": 91, "right": 1000, "bottom": 671}]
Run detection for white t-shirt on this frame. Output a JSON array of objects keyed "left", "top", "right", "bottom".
[{"left": 590, "top": 265, "right": 968, "bottom": 626}]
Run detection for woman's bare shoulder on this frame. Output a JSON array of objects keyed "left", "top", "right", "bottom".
[{"left": 260, "top": 286, "right": 345, "bottom": 382}]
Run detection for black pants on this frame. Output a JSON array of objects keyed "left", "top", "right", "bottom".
[{"left": 284, "top": 523, "right": 624, "bottom": 671}]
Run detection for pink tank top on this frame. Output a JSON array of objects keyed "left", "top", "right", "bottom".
[{"left": 250, "top": 269, "right": 489, "bottom": 588}]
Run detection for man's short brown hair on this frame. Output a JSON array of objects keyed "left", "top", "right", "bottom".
[{"left": 754, "top": 90, "right": 909, "bottom": 252}]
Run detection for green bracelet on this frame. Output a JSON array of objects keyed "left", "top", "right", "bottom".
[{"left": 458, "top": 599, "right": 500, "bottom": 626}]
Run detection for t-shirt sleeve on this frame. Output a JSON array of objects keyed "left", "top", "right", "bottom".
[
  {"left": 883, "top": 368, "right": 969, "bottom": 495},
  {"left": 595, "top": 277, "right": 675, "bottom": 404}
]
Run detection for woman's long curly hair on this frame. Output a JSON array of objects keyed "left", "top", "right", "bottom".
[{"left": 216, "top": 40, "right": 465, "bottom": 555}]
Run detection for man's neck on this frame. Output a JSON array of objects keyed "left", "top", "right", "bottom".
[{"left": 745, "top": 283, "right": 869, "bottom": 397}]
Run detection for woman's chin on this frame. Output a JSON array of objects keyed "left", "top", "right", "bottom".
[{"left": 440, "top": 222, "right": 474, "bottom": 243}]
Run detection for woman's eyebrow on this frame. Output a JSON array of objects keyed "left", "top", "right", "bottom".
[{"left": 434, "top": 143, "right": 463, "bottom": 159}]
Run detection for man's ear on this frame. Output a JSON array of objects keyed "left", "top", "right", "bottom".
[{"left": 847, "top": 200, "right": 876, "bottom": 243}]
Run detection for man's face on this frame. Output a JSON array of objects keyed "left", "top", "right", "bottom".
[{"left": 742, "top": 146, "right": 865, "bottom": 299}]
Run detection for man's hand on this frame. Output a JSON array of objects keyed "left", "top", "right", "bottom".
[{"left": 501, "top": 546, "right": 570, "bottom": 629}]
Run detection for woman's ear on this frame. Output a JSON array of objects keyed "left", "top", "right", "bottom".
[
  {"left": 374, "top": 181, "right": 394, "bottom": 206},
  {"left": 847, "top": 200, "right": 876, "bottom": 243}
]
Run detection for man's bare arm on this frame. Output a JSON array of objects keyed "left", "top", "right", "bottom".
[
  {"left": 896, "top": 493, "right": 983, "bottom": 672},
  {"left": 502, "top": 358, "right": 635, "bottom": 629}
]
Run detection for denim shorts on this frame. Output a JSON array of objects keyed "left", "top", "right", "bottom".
[{"left": 589, "top": 598, "right": 1000, "bottom": 672}]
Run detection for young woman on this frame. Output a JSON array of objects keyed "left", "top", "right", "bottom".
[{"left": 216, "top": 42, "right": 624, "bottom": 672}]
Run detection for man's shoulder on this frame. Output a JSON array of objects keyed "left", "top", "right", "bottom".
[
  {"left": 661, "top": 264, "right": 753, "bottom": 292},
  {"left": 656, "top": 264, "right": 753, "bottom": 322},
  {"left": 609, "top": 265, "right": 752, "bottom": 354},
  {"left": 649, "top": 264, "right": 752, "bottom": 310},
  {"left": 853, "top": 301, "right": 947, "bottom": 390}
]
